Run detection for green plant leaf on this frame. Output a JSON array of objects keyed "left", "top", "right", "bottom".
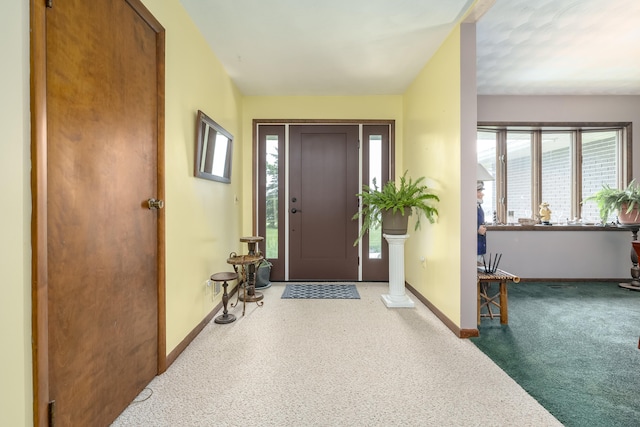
[
  {"left": 583, "top": 180, "right": 640, "bottom": 223},
  {"left": 352, "top": 171, "right": 439, "bottom": 245}
]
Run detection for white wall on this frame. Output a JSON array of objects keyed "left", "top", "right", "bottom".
[
  {"left": 460, "top": 23, "right": 479, "bottom": 327},
  {"left": 0, "top": 0, "right": 32, "bottom": 425},
  {"left": 488, "top": 228, "right": 630, "bottom": 280},
  {"left": 478, "top": 95, "right": 640, "bottom": 279}
]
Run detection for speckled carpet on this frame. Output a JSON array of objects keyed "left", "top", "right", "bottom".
[{"left": 112, "top": 282, "right": 561, "bottom": 427}]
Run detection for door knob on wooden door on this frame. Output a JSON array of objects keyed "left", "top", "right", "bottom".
[{"left": 147, "top": 198, "right": 164, "bottom": 210}]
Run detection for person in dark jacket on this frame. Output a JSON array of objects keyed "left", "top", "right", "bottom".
[{"left": 477, "top": 181, "right": 487, "bottom": 262}]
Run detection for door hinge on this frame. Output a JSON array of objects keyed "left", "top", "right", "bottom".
[
  {"left": 48, "top": 400, "right": 56, "bottom": 426},
  {"left": 46, "top": 0, "right": 53, "bottom": 8}
]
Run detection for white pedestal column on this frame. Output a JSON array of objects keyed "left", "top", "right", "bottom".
[{"left": 381, "top": 234, "right": 414, "bottom": 308}]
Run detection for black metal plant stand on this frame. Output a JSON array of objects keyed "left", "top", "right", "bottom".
[{"left": 618, "top": 224, "right": 640, "bottom": 291}]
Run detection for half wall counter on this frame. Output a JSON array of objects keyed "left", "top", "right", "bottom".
[{"left": 485, "top": 224, "right": 629, "bottom": 280}]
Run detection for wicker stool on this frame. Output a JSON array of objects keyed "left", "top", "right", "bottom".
[{"left": 211, "top": 272, "right": 238, "bottom": 324}]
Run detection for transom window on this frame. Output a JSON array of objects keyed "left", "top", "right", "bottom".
[{"left": 477, "top": 123, "right": 631, "bottom": 225}]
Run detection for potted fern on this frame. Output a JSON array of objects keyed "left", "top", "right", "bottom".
[
  {"left": 583, "top": 180, "right": 640, "bottom": 224},
  {"left": 353, "top": 171, "right": 439, "bottom": 245}
]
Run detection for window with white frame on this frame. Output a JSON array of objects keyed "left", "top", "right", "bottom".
[{"left": 477, "top": 123, "right": 631, "bottom": 225}]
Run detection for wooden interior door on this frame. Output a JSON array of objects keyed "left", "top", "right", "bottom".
[
  {"left": 289, "top": 125, "right": 359, "bottom": 280},
  {"left": 33, "top": 0, "right": 165, "bottom": 425}
]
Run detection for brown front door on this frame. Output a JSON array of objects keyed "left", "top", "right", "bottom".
[
  {"left": 33, "top": 0, "right": 165, "bottom": 425},
  {"left": 289, "top": 125, "right": 359, "bottom": 280}
]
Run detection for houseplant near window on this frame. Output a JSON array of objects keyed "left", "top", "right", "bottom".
[
  {"left": 583, "top": 180, "right": 640, "bottom": 224},
  {"left": 353, "top": 171, "right": 439, "bottom": 245}
]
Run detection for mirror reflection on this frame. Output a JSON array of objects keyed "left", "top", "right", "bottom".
[{"left": 195, "top": 110, "right": 233, "bottom": 183}]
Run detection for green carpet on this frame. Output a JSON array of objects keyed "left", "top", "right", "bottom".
[{"left": 471, "top": 281, "right": 640, "bottom": 427}]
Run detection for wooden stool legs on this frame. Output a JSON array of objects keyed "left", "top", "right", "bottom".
[
  {"left": 212, "top": 272, "right": 238, "bottom": 324},
  {"left": 477, "top": 280, "right": 508, "bottom": 325}
]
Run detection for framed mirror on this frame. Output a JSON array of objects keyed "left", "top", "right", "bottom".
[{"left": 194, "top": 110, "right": 233, "bottom": 183}]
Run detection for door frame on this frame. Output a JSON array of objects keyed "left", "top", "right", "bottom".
[
  {"left": 253, "top": 119, "right": 395, "bottom": 281},
  {"left": 30, "top": 1, "right": 166, "bottom": 425}
]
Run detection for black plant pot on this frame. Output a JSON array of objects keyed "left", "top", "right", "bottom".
[{"left": 381, "top": 209, "right": 409, "bottom": 235}]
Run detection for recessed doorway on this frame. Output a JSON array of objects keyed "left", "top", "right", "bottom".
[{"left": 255, "top": 121, "right": 394, "bottom": 281}]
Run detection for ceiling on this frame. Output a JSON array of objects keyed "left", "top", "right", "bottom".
[
  {"left": 180, "top": 0, "right": 640, "bottom": 96},
  {"left": 476, "top": 0, "right": 640, "bottom": 95}
]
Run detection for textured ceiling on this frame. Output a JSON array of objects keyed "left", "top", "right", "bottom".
[
  {"left": 180, "top": 0, "right": 640, "bottom": 96},
  {"left": 477, "top": 0, "right": 640, "bottom": 95}
]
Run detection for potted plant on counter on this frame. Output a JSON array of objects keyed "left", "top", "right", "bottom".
[
  {"left": 352, "top": 171, "right": 439, "bottom": 245},
  {"left": 583, "top": 180, "right": 640, "bottom": 224}
]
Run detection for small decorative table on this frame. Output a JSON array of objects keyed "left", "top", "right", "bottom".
[
  {"left": 227, "top": 252, "right": 264, "bottom": 316},
  {"left": 241, "top": 236, "right": 270, "bottom": 290},
  {"left": 211, "top": 271, "right": 238, "bottom": 324},
  {"left": 477, "top": 267, "right": 520, "bottom": 325},
  {"left": 240, "top": 236, "right": 263, "bottom": 256}
]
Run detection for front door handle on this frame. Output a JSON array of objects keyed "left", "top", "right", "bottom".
[
  {"left": 291, "top": 208, "right": 302, "bottom": 214},
  {"left": 147, "top": 198, "right": 164, "bottom": 210}
]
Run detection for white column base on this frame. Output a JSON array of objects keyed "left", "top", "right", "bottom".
[
  {"left": 382, "top": 233, "right": 414, "bottom": 309},
  {"left": 381, "top": 293, "right": 415, "bottom": 308}
]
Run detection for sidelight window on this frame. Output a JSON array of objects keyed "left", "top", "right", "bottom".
[
  {"left": 368, "top": 135, "right": 382, "bottom": 259},
  {"left": 265, "top": 135, "right": 279, "bottom": 258}
]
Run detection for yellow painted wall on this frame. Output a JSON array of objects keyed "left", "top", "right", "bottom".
[
  {"left": 142, "top": 0, "right": 244, "bottom": 353},
  {"left": 3, "top": 1, "right": 466, "bottom": 424},
  {"left": 241, "top": 96, "right": 404, "bottom": 234},
  {"left": 1, "top": 1, "right": 31, "bottom": 425},
  {"left": 403, "top": 27, "right": 463, "bottom": 324}
]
